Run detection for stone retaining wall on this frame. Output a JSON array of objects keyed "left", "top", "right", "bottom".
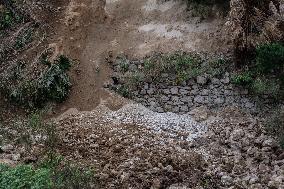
[{"left": 108, "top": 57, "right": 275, "bottom": 114}]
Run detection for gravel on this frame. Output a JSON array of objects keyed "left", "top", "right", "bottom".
[{"left": 101, "top": 103, "right": 207, "bottom": 141}]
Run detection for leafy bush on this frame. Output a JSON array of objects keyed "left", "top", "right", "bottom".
[
  {"left": 117, "top": 85, "right": 131, "bottom": 98},
  {"left": 0, "top": 155, "right": 95, "bottom": 189},
  {"left": 228, "top": 0, "right": 282, "bottom": 65},
  {"left": 0, "top": 4, "right": 22, "bottom": 31},
  {"left": 142, "top": 52, "right": 204, "bottom": 83},
  {"left": 117, "top": 56, "right": 130, "bottom": 73},
  {"left": 256, "top": 43, "right": 284, "bottom": 73},
  {"left": 206, "top": 58, "right": 230, "bottom": 77},
  {"left": 0, "top": 164, "right": 53, "bottom": 189},
  {"left": 251, "top": 78, "right": 280, "bottom": 97},
  {"left": 9, "top": 55, "right": 72, "bottom": 107},
  {"left": 39, "top": 154, "right": 95, "bottom": 189},
  {"left": 231, "top": 72, "right": 253, "bottom": 86},
  {"left": 186, "top": 0, "right": 230, "bottom": 18},
  {"left": 233, "top": 43, "right": 284, "bottom": 99}
]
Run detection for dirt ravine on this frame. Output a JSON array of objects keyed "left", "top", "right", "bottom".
[{"left": 57, "top": 0, "right": 226, "bottom": 113}]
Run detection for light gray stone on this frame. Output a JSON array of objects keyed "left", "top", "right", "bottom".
[
  {"left": 180, "top": 96, "right": 193, "bottom": 103},
  {"left": 214, "top": 97, "right": 225, "bottom": 104},
  {"left": 172, "top": 106, "right": 180, "bottom": 113},
  {"left": 161, "top": 95, "right": 170, "bottom": 101},
  {"left": 140, "top": 90, "right": 146, "bottom": 95},
  {"left": 188, "top": 79, "right": 195, "bottom": 85},
  {"left": 1, "top": 144, "right": 14, "bottom": 152},
  {"left": 222, "top": 74, "right": 230, "bottom": 84},
  {"left": 201, "top": 89, "right": 210, "bottom": 96},
  {"left": 170, "top": 87, "right": 179, "bottom": 95},
  {"left": 156, "top": 107, "right": 164, "bottom": 113},
  {"left": 163, "top": 89, "right": 170, "bottom": 94},
  {"left": 194, "top": 96, "right": 204, "bottom": 104},
  {"left": 224, "top": 90, "right": 232, "bottom": 95},
  {"left": 221, "top": 175, "right": 233, "bottom": 186},
  {"left": 12, "top": 154, "right": 21, "bottom": 161},
  {"left": 230, "top": 129, "right": 245, "bottom": 141},
  {"left": 180, "top": 106, "right": 189, "bottom": 112},
  {"left": 190, "top": 89, "right": 198, "bottom": 95},
  {"left": 161, "top": 73, "right": 169, "bottom": 78},
  {"left": 164, "top": 104, "right": 172, "bottom": 111},
  {"left": 129, "top": 64, "right": 137, "bottom": 71},
  {"left": 179, "top": 88, "right": 189, "bottom": 95},
  {"left": 192, "top": 85, "right": 198, "bottom": 90},
  {"left": 211, "top": 78, "right": 221, "bottom": 85},
  {"left": 262, "top": 139, "right": 276, "bottom": 148},
  {"left": 144, "top": 83, "right": 149, "bottom": 90},
  {"left": 196, "top": 76, "right": 207, "bottom": 85},
  {"left": 147, "top": 88, "right": 155, "bottom": 95},
  {"left": 149, "top": 101, "right": 156, "bottom": 107},
  {"left": 172, "top": 96, "right": 183, "bottom": 105}
]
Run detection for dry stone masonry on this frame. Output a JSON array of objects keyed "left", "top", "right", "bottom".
[{"left": 108, "top": 57, "right": 275, "bottom": 114}]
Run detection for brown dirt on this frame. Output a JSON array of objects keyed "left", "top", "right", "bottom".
[
  {"left": 54, "top": 104, "right": 209, "bottom": 188},
  {"left": 55, "top": 0, "right": 228, "bottom": 113}
]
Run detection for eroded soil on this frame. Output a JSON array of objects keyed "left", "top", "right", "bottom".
[{"left": 57, "top": 0, "right": 228, "bottom": 113}]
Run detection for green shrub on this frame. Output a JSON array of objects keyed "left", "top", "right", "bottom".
[
  {"left": 0, "top": 5, "right": 22, "bottom": 31},
  {"left": 117, "top": 56, "right": 130, "bottom": 73},
  {"left": 117, "top": 85, "right": 131, "bottom": 98},
  {"left": 0, "top": 164, "right": 53, "bottom": 189},
  {"left": 186, "top": 0, "right": 230, "bottom": 18},
  {"left": 206, "top": 58, "right": 230, "bottom": 77},
  {"left": 251, "top": 78, "right": 280, "bottom": 97},
  {"left": 233, "top": 43, "right": 284, "bottom": 99},
  {"left": 0, "top": 156, "right": 95, "bottom": 189},
  {"left": 9, "top": 55, "right": 72, "bottom": 107},
  {"left": 39, "top": 154, "right": 95, "bottom": 189},
  {"left": 114, "top": 53, "right": 231, "bottom": 94},
  {"left": 231, "top": 72, "right": 253, "bottom": 86},
  {"left": 256, "top": 43, "right": 284, "bottom": 73},
  {"left": 0, "top": 10, "right": 14, "bottom": 30},
  {"left": 52, "top": 163, "right": 94, "bottom": 189},
  {"left": 142, "top": 52, "right": 203, "bottom": 82}
]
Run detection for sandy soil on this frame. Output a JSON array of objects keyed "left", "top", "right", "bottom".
[{"left": 56, "top": 0, "right": 228, "bottom": 113}]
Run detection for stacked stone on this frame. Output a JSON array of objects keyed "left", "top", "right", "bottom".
[{"left": 134, "top": 74, "right": 258, "bottom": 114}]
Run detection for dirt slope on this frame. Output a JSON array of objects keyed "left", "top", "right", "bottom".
[{"left": 57, "top": 0, "right": 227, "bottom": 113}]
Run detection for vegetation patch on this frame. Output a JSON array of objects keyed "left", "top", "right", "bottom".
[
  {"left": 0, "top": 55, "right": 72, "bottom": 108},
  {"left": 112, "top": 52, "right": 230, "bottom": 98},
  {"left": 232, "top": 43, "right": 284, "bottom": 99},
  {"left": 0, "top": 7, "right": 22, "bottom": 31},
  {"left": 0, "top": 163, "right": 53, "bottom": 189},
  {"left": 185, "top": 0, "right": 230, "bottom": 19},
  {"left": 0, "top": 156, "right": 94, "bottom": 189},
  {"left": 0, "top": 112, "right": 95, "bottom": 189},
  {"left": 232, "top": 42, "right": 284, "bottom": 148}
]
